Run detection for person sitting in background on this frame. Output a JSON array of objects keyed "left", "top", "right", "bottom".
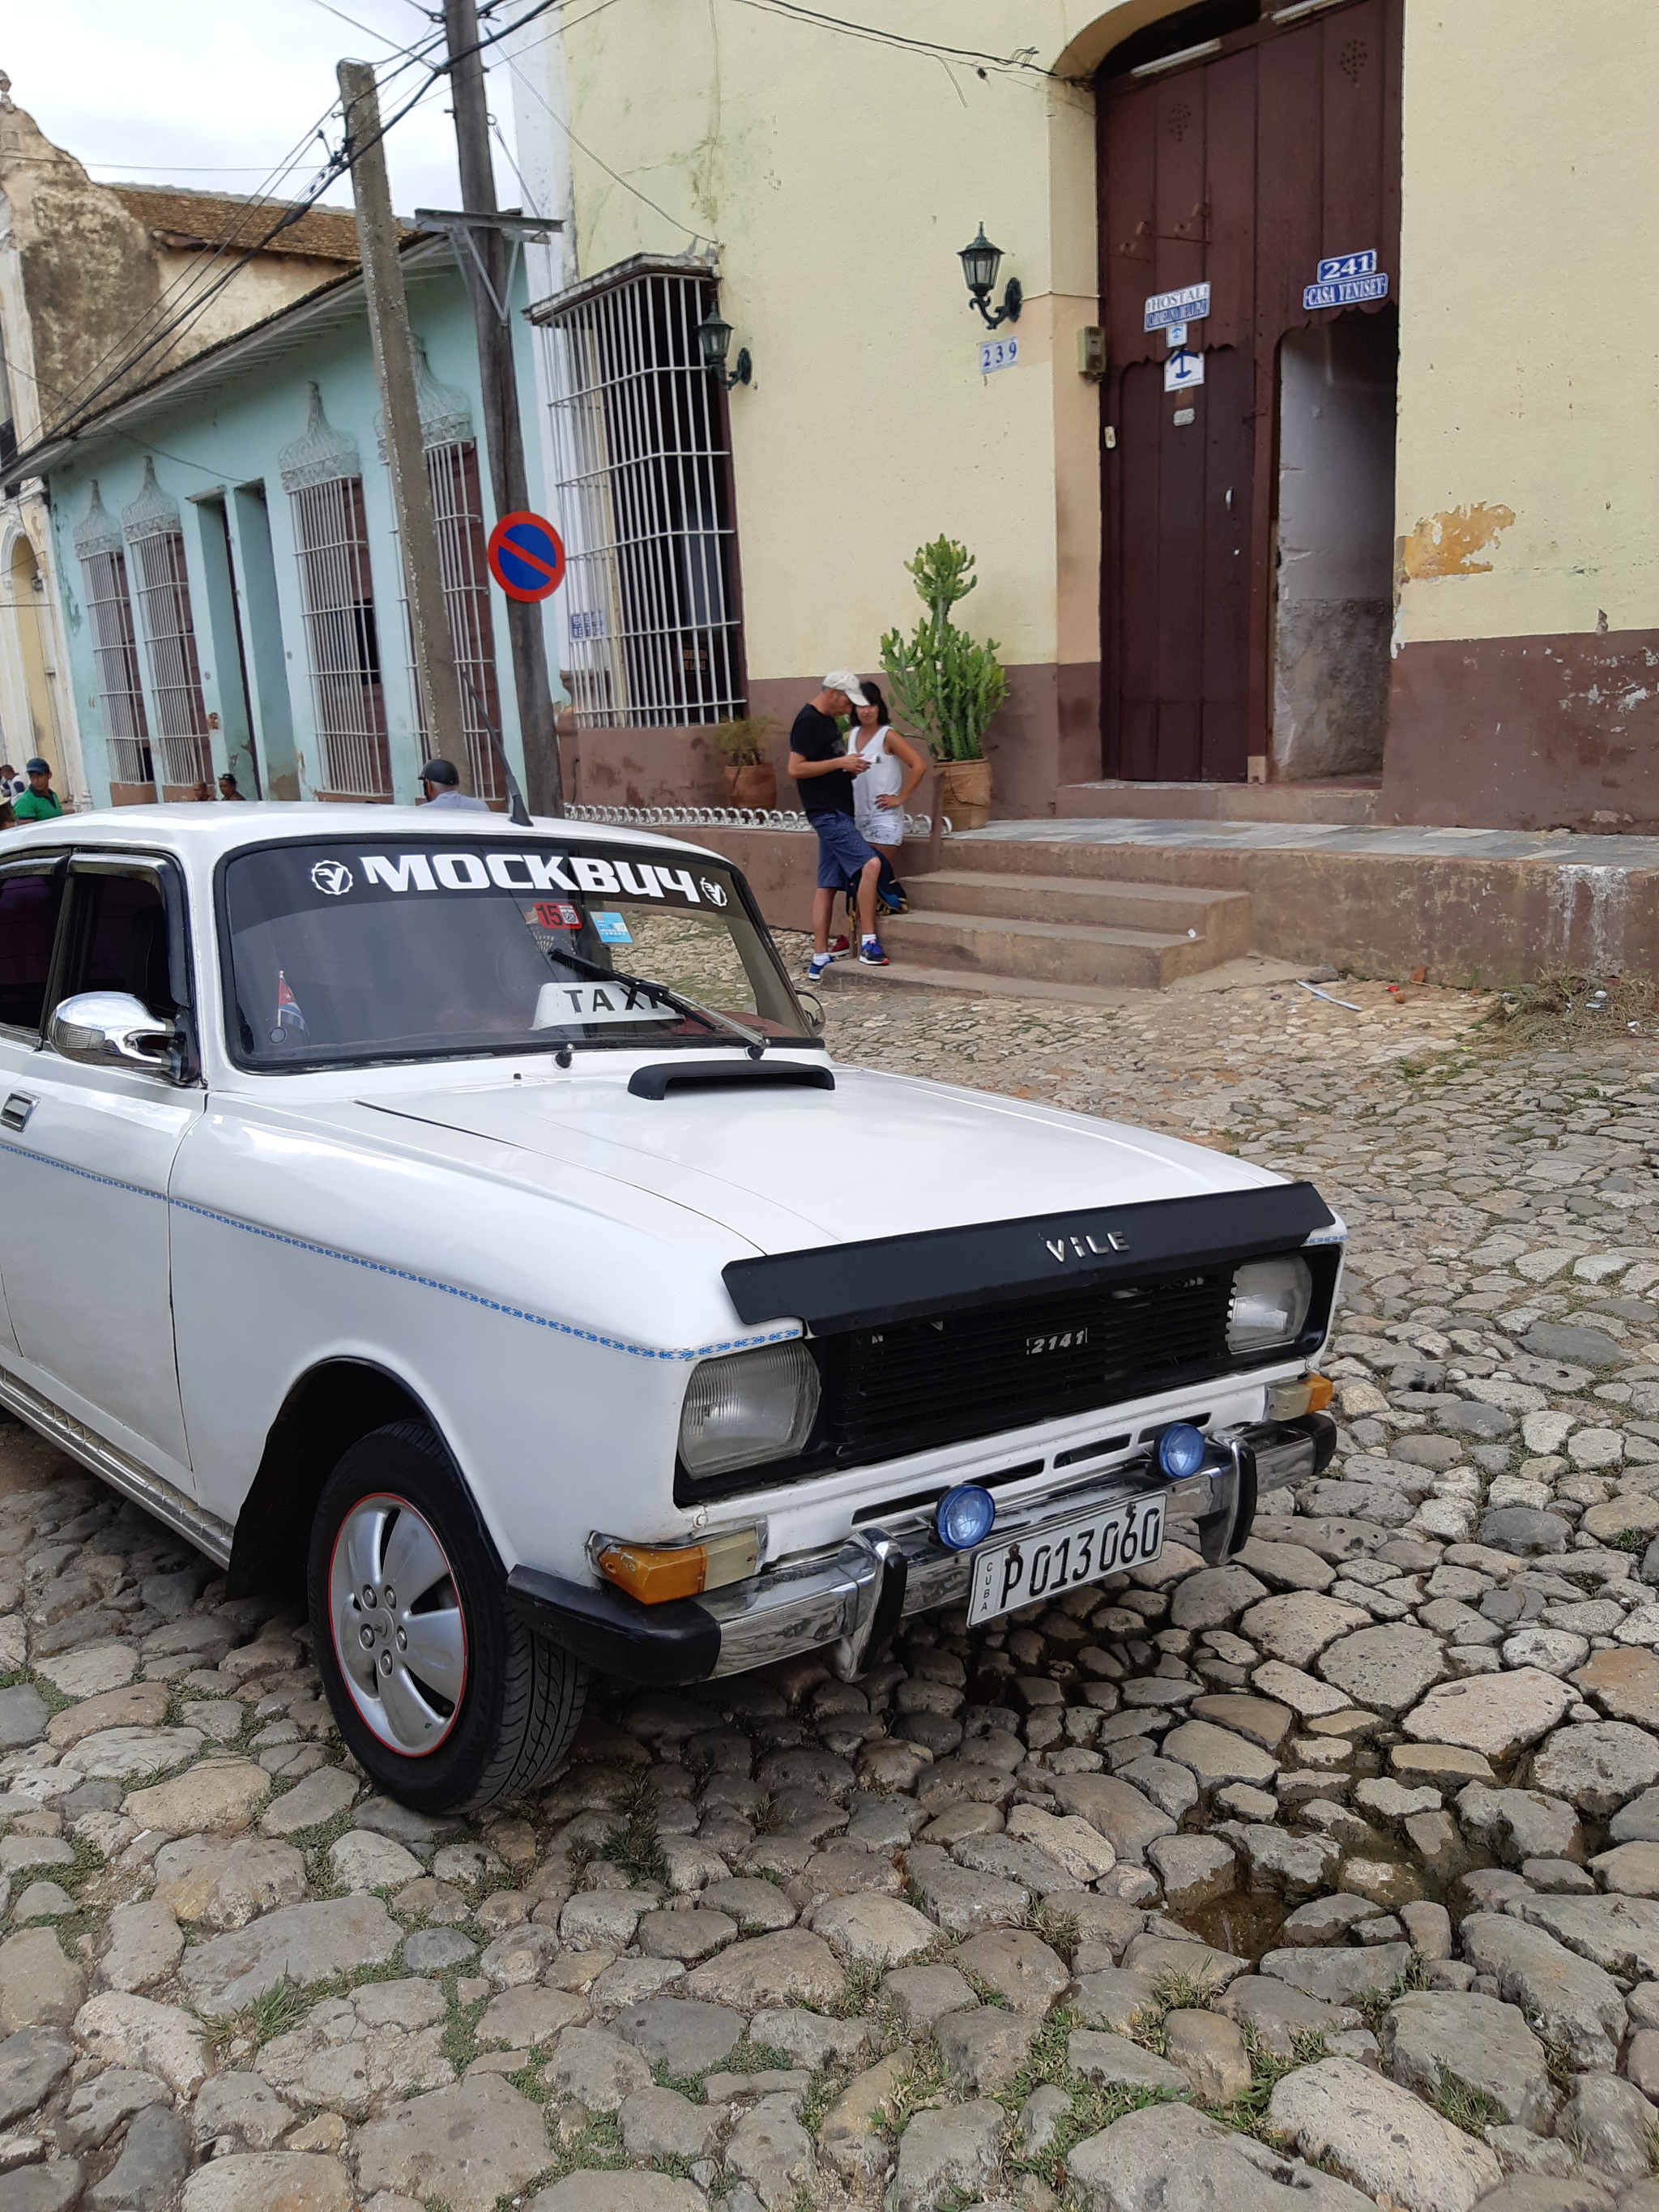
[
  {"left": 219, "top": 771, "right": 248, "bottom": 801},
  {"left": 417, "top": 758, "right": 489, "bottom": 812},
  {"left": 13, "top": 758, "right": 62, "bottom": 821}
]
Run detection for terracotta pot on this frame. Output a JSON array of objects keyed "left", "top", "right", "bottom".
[
  {"left": 723, "top": 762, "right": 777, "bottom": 810},
  {"left": 940, "top": 756, "right": 992, "bottom": 831}
]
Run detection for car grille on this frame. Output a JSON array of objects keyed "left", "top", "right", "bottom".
[{"left": 816, "top": 1266, "right": 1235, "bottom": 1467}]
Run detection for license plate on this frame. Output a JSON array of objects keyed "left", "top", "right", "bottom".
[{"left": 966, "top": 1492, "right": 1166, "bottom": 1627}]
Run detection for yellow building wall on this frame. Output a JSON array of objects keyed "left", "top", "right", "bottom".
[
  {"left": 1394, "top": 0, "right": 1659, "bottom": 646},
  {"left": 552, "top": 0, "right": 1658, "bottom": 826},
  {"left": 557, "top": 3, "right": 1143, "bottom": 690}
]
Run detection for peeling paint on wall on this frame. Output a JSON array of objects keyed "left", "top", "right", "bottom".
[{"left": 1401, "top": 502, "right": 1517, "bottom": 581}]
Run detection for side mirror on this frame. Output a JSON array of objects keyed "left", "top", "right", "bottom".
[
  {"left": 797, "top": 989, "right": 827, "bottom": 1036},
  {"left": 49, "top": 992, "right": 177, "bottom": 1073}
]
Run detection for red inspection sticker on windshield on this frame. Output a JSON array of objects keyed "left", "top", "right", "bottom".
[{"left": 533, "top": 901, "right": 582, "bottom": 929}]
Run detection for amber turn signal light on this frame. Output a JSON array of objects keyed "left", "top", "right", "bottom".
[
  {"left": 597, "top": 1527, "right": 759, "bottom": 1605},
  {"left": 1265, "top": 1373, "right": 1334, "bottom": 1420}
]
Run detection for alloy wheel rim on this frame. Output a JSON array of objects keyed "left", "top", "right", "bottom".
[{"left": 328, "top": 1492, "right": 467, "bottom": 1756}]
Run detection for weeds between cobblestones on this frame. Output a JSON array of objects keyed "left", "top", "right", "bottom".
[{"left": 4, "top": 976, "right": 1659, "bottom": 2210}]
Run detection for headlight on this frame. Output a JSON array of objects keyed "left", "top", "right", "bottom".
[
  {"left": 1227, "top": 1255, "right": 1312, "bottom": 1354},
  {"left": 679, "top": 1341, "right": 821, "bottom": 1478}
]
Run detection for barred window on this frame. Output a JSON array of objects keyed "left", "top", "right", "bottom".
[
  {"left": 539, "top": 260, "right": 743, "bottom": 729},
  {"left": 80, "top": 549, "right": 153, "bottom": 788},
  {"left": 409, "top": 439, "right": 505, "bottom": 801},
  {"left": 129, "top": 530, "right": 212, "bottom": 789},
  {"left": 290, "top": 474, "right": 390, "bottom": 799}
]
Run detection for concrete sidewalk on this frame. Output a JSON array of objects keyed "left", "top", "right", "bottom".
[
  {"left": 949, "top": 817, "right": 1659, "bottom": 984},
  {"left": 956, "top": 815, "right": 1659, "bottom": 869}
]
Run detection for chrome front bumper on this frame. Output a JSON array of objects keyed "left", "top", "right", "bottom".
[{"left": 506, "top": 1414, "right": 1334, "bottom": 1688}]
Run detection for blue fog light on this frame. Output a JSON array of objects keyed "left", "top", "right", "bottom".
[
  {"left": 1157, "top": 1423, "right": 1209, "bottom": 1480},
  {"left": 936, "top": 1484, "right": 996, "bottom": 1552}
]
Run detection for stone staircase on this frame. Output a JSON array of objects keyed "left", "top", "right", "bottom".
[{"left": 829, "top": 858, "right": 1253, "bottom": 1003}]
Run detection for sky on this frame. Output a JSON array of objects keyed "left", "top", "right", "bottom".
[{"left": 2, "top": 0, "right": 527, "bottom": 220}]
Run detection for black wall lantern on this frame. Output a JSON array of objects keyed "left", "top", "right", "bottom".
[
  {"left": 959, "top": 224, "right": 1021, "bottom": 330},
  {"left": 698, "top": 306, "right": 752, "bottom": 389}
]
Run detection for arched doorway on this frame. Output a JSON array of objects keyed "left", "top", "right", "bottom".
[{"left": 1094, "top": 0, "right": 1402, "bottom": 784}]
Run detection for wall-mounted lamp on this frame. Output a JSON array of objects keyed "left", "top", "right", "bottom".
[
  {"left": 698, "top": 308, "right": 752, "bottom": 390},
  {"left": 959, "top": 225, "right": 1021, "bottom": 331}
]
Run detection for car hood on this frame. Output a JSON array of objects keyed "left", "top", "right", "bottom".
[{"left": 360, "top": 1057, "right": 1286, "bottom": 1257}]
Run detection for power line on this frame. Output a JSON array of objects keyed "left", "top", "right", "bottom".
[
  {"left": 31, "top": 13, "right": 456, "bottom": 442},
  {"left": 725, "top": 0, "right": 1051, "bottom": 79},
  {"left": 307, "top": 0, "right": 412, "bottom": 45},
  {"left": 502, "top": 28, "right": 714, "bottom": 249},
  {"left": 15, "top": 0, "right": 611, "bottom": 463}
]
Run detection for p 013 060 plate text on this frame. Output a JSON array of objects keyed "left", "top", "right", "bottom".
[{"left": 966, "top": 1493, "right": 1166, "bottom": 1626}]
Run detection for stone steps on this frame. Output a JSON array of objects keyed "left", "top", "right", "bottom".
[{"left": 832, "top": 866, "right": 1252, "bottom": 997}]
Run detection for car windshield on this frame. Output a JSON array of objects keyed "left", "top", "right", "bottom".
[{"left": 220, "top": 837, "right": 814, "bottom": 1070}]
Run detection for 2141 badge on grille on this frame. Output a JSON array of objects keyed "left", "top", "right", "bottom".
[{"left": 966, "top": 1492, "right": 1166, "bottom": 1627}]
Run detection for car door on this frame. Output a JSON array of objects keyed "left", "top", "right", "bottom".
[
  {"left": 0, "top": 852, "right": 201, "bottom": 1488},
  {"left": 0, "top": 853, "right": 70, "bottom": 1358}
]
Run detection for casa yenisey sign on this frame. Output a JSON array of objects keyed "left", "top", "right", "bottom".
[{"left": 1303, "top": 250, "right": 1389, "bottom": 311}]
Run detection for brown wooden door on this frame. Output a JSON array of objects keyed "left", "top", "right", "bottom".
[
  {"left": 1114, "top": 346, "right": 1253, "bottom": 780},
  {"left": 1098, "top": 0, "right": 1402, "bottom": 782}
]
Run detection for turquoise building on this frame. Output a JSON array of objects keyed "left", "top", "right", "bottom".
[{"left": 28, "top": 237, "right": 556, "bottom": 809}]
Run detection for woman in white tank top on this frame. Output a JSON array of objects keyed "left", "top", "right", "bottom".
[
  {"left": 848, "top": 683, "right": 927, "bottom": 914},
  {"left": 849, "top": 685, "right": 925, "bottom": 844}
]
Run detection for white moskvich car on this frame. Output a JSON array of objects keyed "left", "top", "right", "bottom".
[{"left": 0, "top": 807, "right": 1342, "bottom": 1810}]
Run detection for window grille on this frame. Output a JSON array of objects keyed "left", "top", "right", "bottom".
[
  {"left": 279, "top": 383, "right": 390, "bottom": 799},
  {"left": 74, "top": 483, "right": 152, "bottom": 788},
  {"left": 399, "top": 441, "right": 505, "bottom": 802},
  {"left": 539, "top": 259, "right": 743, "bottom": 728},
  {"left": 123, "top": 459, "right": 212, "bottom": 789}
]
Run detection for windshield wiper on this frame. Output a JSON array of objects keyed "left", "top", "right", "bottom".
[{"left": 548, "top": 947, "right": 768, "bottom": 1057}]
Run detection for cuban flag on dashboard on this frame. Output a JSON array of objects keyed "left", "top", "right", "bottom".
[{"left": 275, "top": 971, "right": 308, "bottom": 1040}]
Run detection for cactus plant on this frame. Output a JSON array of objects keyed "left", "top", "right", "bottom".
[{"left": 879, "top": 536, "right": 1006, "bottom": 762}]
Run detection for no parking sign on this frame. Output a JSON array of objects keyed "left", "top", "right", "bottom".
[{"left": 486, "top": 510, "right": 566, "bottom": 602}]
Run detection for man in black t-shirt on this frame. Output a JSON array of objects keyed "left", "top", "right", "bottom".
[{"left": 789, "top": 670, "right": 886, "bottom": 979}]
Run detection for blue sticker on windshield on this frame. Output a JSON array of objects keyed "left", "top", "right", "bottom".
[{"left": 592, "top": 912, "right": 633, "bottom": 945}]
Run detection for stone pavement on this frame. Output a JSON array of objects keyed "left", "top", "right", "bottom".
[{"left": 3, "top": 978, "right": 1659, "bottom": 2212}]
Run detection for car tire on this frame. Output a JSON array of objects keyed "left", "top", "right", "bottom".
[{"left": 308, "top": 1420, "right": 587, "bottom": 1813}]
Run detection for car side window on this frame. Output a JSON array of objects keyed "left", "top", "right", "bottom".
[
  {"left": 55, "top": 866, "right": 181, "bottom": 1023},
  {"left": 0, "top": 861, "right": 67, "bottom": 1040}
]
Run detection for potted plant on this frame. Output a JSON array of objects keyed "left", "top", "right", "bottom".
[
  {"left": 710, "top": 715, "right": 778, "bottom": 809},
  {"left": 880, "top": 536, "right": 1006, "bottom": 830}
]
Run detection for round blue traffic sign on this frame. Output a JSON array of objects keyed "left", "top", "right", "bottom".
[{"left": 487, "top": 510, "right": 566, "bottom": 602}]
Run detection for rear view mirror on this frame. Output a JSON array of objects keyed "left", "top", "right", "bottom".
[{"left": 797, "top": 989, "right": 827, "bottom": 1036}]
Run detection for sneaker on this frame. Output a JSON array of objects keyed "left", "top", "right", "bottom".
[
  {"left": 807, "top": 952, "right": 835, "bottom": 982},
  {"left": 830, "top": 935, "right": 851, "bottom": 954},
  {"left": 858, "top": 937, "right": 889, "bottom": 966}
]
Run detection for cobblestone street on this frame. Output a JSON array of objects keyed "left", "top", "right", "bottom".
[{"left": 5, "top": 979, "right": 1659, "bottom": 2212}]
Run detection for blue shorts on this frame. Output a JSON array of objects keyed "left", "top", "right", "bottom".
[{"left": 811, "top": 811, "right": 879, "bottom": 891}]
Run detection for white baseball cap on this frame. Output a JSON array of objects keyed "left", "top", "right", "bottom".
[{"left": 821, "top": 669, "right": 870, "bottom": 707}]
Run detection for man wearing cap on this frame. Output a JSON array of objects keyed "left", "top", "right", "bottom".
[
  {"left": 789, "top": 672, "right": 886, "bottom": 980},
  {"left": 13, "top": 759, "right": 62, "bottom": 822},
  {"left": 416, "top": 758, "right": 489, "bottom": 813}
]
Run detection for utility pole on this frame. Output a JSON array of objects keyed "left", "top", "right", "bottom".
[
  {"left": 441, "top": 0, "right": 564, "bottom": 815},
  {"left": 338, "top": 59, "right": 471, "bottom": 791}
]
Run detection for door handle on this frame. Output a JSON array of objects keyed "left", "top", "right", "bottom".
[{"left": 1, "top": 1094, "right": 35, "bottom": 1133}]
